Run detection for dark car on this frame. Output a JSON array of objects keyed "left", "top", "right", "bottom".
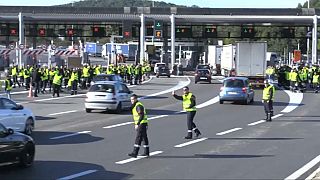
[
  {"left": 91, "top": 74, "right": 123, "bottom": 85},
  {"left": 195, "top": 69, "right": 212, "bottom": 84},
  {"left": 0, "top": 123, "right": 35, "bottom": 167},
  {"left": 219, "top": 77, "right": 254, "bottom": 105},
  {"left": 196, "top": 64, "right": 211, "bottom": 71},
  {"left": 156, "top": 65, "right": 171, "bottom": 78}
]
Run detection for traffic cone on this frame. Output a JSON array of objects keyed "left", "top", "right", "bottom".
[{"left": 28, "top": 83, "right": 33, "bottom": 98}]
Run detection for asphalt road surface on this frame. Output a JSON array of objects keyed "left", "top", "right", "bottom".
[{"left": 1, "top": 76, "right": 320, "bottom": 180}]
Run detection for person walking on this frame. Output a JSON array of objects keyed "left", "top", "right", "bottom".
[
  {"left": 5, "top": 75, "right": 13, "bottom": 99},
  {"left": 262, "top": 80, "right": 275, "bottom": 122},
  {"left": 128, "top": 94, "right": 150, "bottom": 158},
  {"left": 172, "top": 86, "right": 201, "bottom": 139}
]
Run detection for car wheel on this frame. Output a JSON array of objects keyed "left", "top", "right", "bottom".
[
  {"left": 116, "top": 102, "right": 122, "bottom": 114},
  {"left": 19, "top": 142, "right": 35, "bottom": 168},
  {"left": 24, "top": 118, "right": 34, "bottom": 135},
  {"left": 86, "top": 109, "right": 92, "bottom": 113},
  {"left": 219, "top": 100, "right": 223, "bottom": 104}
]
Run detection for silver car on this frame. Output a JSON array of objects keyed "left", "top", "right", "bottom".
[{"left": 85, "top": 81, "right": 132, "bottom": 113}]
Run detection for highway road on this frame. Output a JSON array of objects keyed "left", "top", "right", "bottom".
[{"left": 0, "top": 76, "right": 320, "bottom": 179}]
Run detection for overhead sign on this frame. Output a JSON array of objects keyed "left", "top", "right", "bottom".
[{"left": 293, "top": 50, "right": 301, "bottom": 63}]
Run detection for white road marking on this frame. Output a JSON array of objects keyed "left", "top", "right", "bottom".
[
  {"left": 272, "top": 113, "right": 283, "bottom": 119},
  {"left": 57, "top": 169, "right": 97, "bottom": 180},
  {"left": 247, "top": 120, "right": 266, "bottom": 126},
  {"left": 281, "top": 90, "right": 303, "bottom": 113},
  {"left": 50, "top": 131, "right": 91, "bottom": 140},
  {"left": 148, "top": 115, "right": 169, "bottom": 120},
  {"left": 305, "top": 166, "right": 320, "bottom": 180},
  {"left": 103, "top": 122, "right": 133, "bottom": 129},
  {"left": 174, "top": 138, "right": 208, "bottom": 148},
  {"left": 285, "top": 155, "right": 320, "bottom": 180},
  {"left": 115, "top": 151, "right": 163, "bottom": 165},
  {"left": 48, "top": 110, "right": 78, "bottom": 116},
  {"left": 216, "top": 128, "right": 242, "bottom": 136},
  {"left": 196, "top": 96, "right": 219, "bottom": 109}
]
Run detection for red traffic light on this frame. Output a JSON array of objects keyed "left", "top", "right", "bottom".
[
  {"left": 10, "top": 28, "right": 17, "bottom": 36},
  {"left": 93, "top": 27, "right": 99, "bottom": 32},
  {"left": 124, "top": 31, "right": 131, "bottom": 37},
  {"left": 39, "top": 28, "right": 46, "bottom": 36},
  {"left": 67, "top": 29, "right": 74, "bottom": 36}
]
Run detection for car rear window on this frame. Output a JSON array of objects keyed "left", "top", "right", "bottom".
[
  {"left": 197, "top": 65, "right": 210, "bottom": 69},
  {"left": 197, "top": 69, "right": 209, "bottom": 74},
  {"left": 224, "top": 79, "right": 244, "bottom": 87},
  {"left": 93, "top": 75, "right": 113, "bottom": 82},
  {"left": 89, "top": 84, "right": 115, "bottom": 93}
]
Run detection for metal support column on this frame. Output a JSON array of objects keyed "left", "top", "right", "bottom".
[
  {"left": 312, "top": 15, "right": 318, "bottom": 64},
  {"left": 18, "top": 12, "right": 25, "bottom": 68},
  {"left": 140, "top": 14, "right": 145, "bottom": 64},
  {"left": 170, "top": 14, "right": 175, "bottom": 71}
]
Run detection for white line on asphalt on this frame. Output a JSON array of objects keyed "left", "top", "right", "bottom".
[
  {"left": 285, "top": 154, "right": 320, "bottom": 180},
  {"left": 48, "top": 110, "right": 78, "bottom": 116},
  {"left": 272, "top": 113, "right": 283, "bottom": 119},
  {"left": 57, "top": 169, "right": 97, "bottom": 180},
  {"left": 247, "top": 120, "right": 266, "bottom": 126},
  {"left": 216, "top": 128, "right": 242, "bottom": 136},
  {"left": 50, "top": 131, "right": 91, "bottom": 140},
  {"left": 148, "top": 115, "right": 169, "bottom": 120},
  {"left": 305, "top": 166, "right": 320, "bottom": 180},
  {"left": 115, "top": 151, "right": 163, "bottom": 165},
  {"left": 103, "top": 122, "right": 133, "bottom": 129},
  {"left": 196, "top": 96, "right": 219, "bottom": 109},
  {"left": 174, "top": 138, "right": 208, "bottom": 148},
  {"left": 281, "top": 90, "right": 303, "bottom": 113}
]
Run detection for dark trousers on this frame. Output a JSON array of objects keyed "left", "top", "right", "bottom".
[
  {"left": 134, "top": 124, "right": 149, "bottom": 147},
  {"left": 52, "top": 84, "right": 60, "bottom": 97},
  {"left": 25, "top": 77, "right": 31, "bottom": 90},
  {"left": 49, "top": 80, "right": 53, "bottom": 91},
  {"left": 187, "top": 111, "right": 197, "bottom": 131},
  {"left": 12, "top": 75, "right": 20, "bottom": 87},
  {"left": 263, "top": 100, "right": 273, "bottom": 115},
  {"left": 42, "top": 80, "right": 48, "bottom": 91},
  {"left": 33, "top": 82, "right": 40, "bottom": 96},
  {"left": 71, "top": 80, "right": 78, "bottom": 94}
]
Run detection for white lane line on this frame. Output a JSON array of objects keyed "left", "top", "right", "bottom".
[
  {"left": 57, "top": 169, "right": 97, "bottom": 180},
  {"left": 216, "top": 128, "right": 242, "bottom": 136},
  {"left": 148, "top": 115, "right": 169, "bottom": 120},
  {"left": 174, "top": 138, "right": 208, "bottom": 148},
  {"left": 103, "top": 122, "right": 133, "bottom": 129},
  {"left": 248, "top": 120, "right": 266, "bottom": 126},
  {"left": 281, "top": 90, "right": 303, "bottom": 113},
  {"left": 50, "top": 131, "right": 91, "bottom": 140},
  {"left": 285, "top": 155, "right": 320, "bottom": 180},
  {"left": 115, "top": 151, "right": 163, "bottom": 165},
  {"left": 272, "top": 113, "right": 283, "bottom": 119},
  {"left": 48, "top": 110, "right": 78, "bottom": 116},
  {"left": 306, "top": 167, "right": 320, "bottom": 180},
  {"left": 196, "top": 96, "right": 219, "bottom": 109},
  {"left": 139, "top": 77, "right": 191, "bottom": 100}
]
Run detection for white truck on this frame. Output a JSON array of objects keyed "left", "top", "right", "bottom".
[
  {"left": 220, "top": 44, "right": 236, "bottom": 77},
  {"left": 235, "top": 41, "right": 267, "bottom": 86},
  {"left": 207, "top": 45, "right": 222, "bottom": 75}
]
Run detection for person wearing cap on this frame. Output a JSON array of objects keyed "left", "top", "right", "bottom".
[
  {"left": 128, "top": 94, "right": 150, "bottom": 158},
  {"left": 172, "top": 86, "right": 201, "bottom": 139},
  {"left": 262, "top": 80, "right": 275, "bottom": 122}
]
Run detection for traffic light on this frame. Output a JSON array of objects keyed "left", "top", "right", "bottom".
[
  {"left": 241, "top": 27, "right": 255, "bottom": 38},
  {"left": 67, "top": 29, "right": 74, "bottom": 36},
  {"left": 175, "top": 27, "right": 192, "bottom": 38},
  {"left": 10, "top": 28, "right": 17, "bottom": 36},
  {"left": 203, "top": 27, "right": 217, "bottom": 38},
  {"left": 281, "top": 28, "right": 295, "bottom": 38},
  {"left": 38, "top": 28, "right": 46, "bottom": 36},
  {"left": 92, "top": 27, "right": 106, "bottom": 37},
  {"left": 122, "top": 22, "right": 132, "bottom": 39},
  {"left": 154, "top": 20, "right": 163, "bottom": 30},
  {"left": 155, "top": 30, "right": 162, "bottom": 38}
]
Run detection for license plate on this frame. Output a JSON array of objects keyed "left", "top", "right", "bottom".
[
  {"left": 228, "top": 92, "right": 238, "bottom": 95},
  {"left": 200, "top": 77, "right": 207, "bottom": 80}
]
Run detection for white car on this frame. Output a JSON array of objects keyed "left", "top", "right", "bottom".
[
  {"left": 0, "top": 97, "right": 35, "bottom": 135},
  {"left": 85, "top": 81, "right": 132, "bottom": 113}
]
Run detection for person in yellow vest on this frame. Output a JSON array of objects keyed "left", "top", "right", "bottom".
[
  {"left": 128, "top": 94, "right": 150, "bottom": 158},
  {"left": 82, "top": 64, "right": 90, "bottom": 89},
  {"left": 172, "top": 86, "right": 201, "bottom": 139},
  {"left": 5, "top": 75, "right": 13, "bottom": 99},
  {"left": 313, "top": 72, "right": 320, "bottom": 93},
  {"left": 52, "top": 70, "right": 63, "bottom": 98},
  {"left": 262, "top": 80, "right": 275, "bottom": 122},
  {"left": 11, "top": 65, "right": 20, "bottom": 88},
  {"left": 70, "top": 68, "right": 79, "bottom": 95},
  {"left": 18, "top": 67, "right": 24, "bottom": 87},
  {"left": 289, "top": 68, "right": 299, "bottom": 92}
]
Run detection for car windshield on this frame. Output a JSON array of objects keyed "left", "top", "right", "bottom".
[
  {"left": 197, "top": 65, "right": 210, "bottom": 69},
  {"left": 89, "top": 84, "right": 115, "bottom": 93},
  {"left": 157, "top": 64, "right": 166, "bottom": 68},
  {"left": 93, "top": 75, "right": 113, "bottom": 82},
  {"left": 224, "top": 79, "right": 244, "bottom": 88}
]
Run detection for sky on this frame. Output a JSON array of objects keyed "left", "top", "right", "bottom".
[{"left": 0, "top": 0, "right": 309, "bottom": 8}]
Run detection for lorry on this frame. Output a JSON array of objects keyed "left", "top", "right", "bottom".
[
  {"left": 220, "top": 44, "right": 236, "bottom": 77},
  {"left": 85, "top": 42, "right": 102, "bottom": 57},
  {"left": 207, "top": 45, "right": 222, "bottom": 75},
  {"left": 235, "top": 41, "right": 267, "bottom": 86},
  {"left": 102, "top": 43, "right": 138, "bottom": 61}
]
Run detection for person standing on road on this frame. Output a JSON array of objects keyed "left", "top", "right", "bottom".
[
  {"left": 128, "top": 94, "right": 150, "bottom": 158},
  {"left": 262, "top": 80, "right": 275, "bottom": 122},
  {"left": 52, "top": 70, "right": 63, "bottom": 98},
  {"left": 172, "top": 86, "right": 201, "bottom": 139},
  {"left": 5, "top": 74, "right": 13, "bottom": 99}
]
